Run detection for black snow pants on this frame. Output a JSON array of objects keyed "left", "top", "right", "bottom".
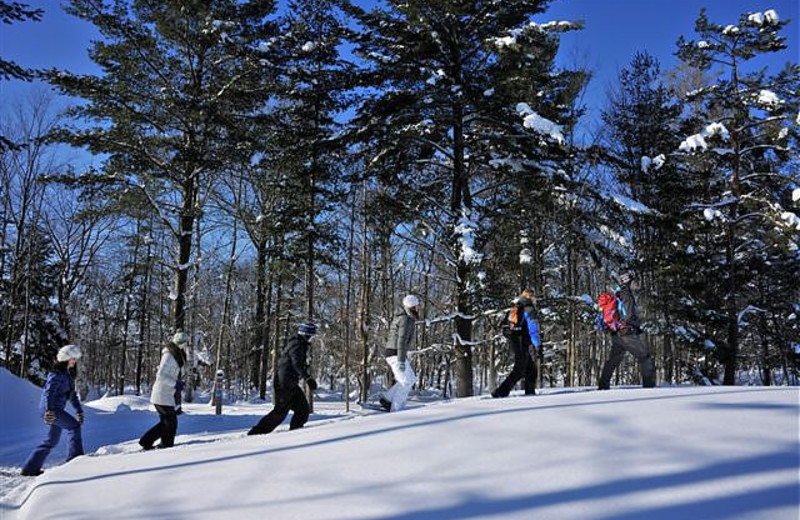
[
  {"left": 139, "top": 405, "right": 178, "bottom": 449},
  {"left": 248, "top": 384, "right": 310, "bottom": 435},
  {"left": 494, "top": 335, "right": 537, "bottom": 396},
  {"left": 598, "top": 331, "right": 656, "bottom": 389}
]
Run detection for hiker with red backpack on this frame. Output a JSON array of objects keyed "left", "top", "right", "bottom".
[
  {"left": 597, "top": 271, "right": 656, "bottom": 390},
  {"left": 492, "top": 289, "right": 541, "bottom": 398}
]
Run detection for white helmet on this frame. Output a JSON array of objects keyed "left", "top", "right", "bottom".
[{"left": 402, "top": 294, "right": 420, "bottom": 309}]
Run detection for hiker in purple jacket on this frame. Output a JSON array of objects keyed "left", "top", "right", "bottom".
[{"left": 21, "top": 345, "right": 85, "bottom": 476}]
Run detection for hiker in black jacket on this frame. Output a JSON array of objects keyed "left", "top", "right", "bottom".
[
  {"left": 492, "top": 289, "right": 542, "bottom": 398},
  {"left": 598, "top": 272, "right": 656, "bottom": 390},
  {"left": 248, "top": 323, "right": 318, "bottom": 435}
]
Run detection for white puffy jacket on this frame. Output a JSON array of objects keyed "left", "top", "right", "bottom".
[{"left": 151, "top": 348, "right": 182, "bottom": 407}]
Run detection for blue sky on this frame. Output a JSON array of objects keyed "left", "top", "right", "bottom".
[{"left": 1, "top": 0, "right": 797, "bottom": 126}]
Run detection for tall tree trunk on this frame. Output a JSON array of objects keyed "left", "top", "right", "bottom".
[
  {"left": 258, "top": 248, "right": 273, "bottom": 400},
  {"left": 213, "top": 217, "right": 238, "bottom": 405},
  {"left": 451, "top": 85, "right": 473, "bottom": 397},
  {"left": 252, "top": 237, "right": 268, "bottom": 390},
  {"left": 358, "top": 181, "right": 372, "bottom": 403},
  {"left": 135, "top": 233, "right": 152, "bottom": 395},
  {"left": 173, "top": 177, "right": 196, "bottom": 332}
]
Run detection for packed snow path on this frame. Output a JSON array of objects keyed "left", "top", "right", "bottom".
[{"left": 1, "top": 386, "right": 798, "bottom": 520}]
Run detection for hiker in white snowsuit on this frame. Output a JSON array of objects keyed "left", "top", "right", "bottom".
[
  {"left": 380, "top": 295, "right": 419, "bottom": 412},
  {"left": 139, "top": 332, "right": 188, "bottom": 450}
]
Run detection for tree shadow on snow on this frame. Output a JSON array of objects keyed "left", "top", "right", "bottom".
[
  {"left": 345, "top": 448, "right": 800, "bottom": 520},
  {"left": 695, "top": 401, "right": 799, "bottom": 412}
]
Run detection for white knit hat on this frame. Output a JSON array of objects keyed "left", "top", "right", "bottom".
[
  {"left": 57, "top": 344, "right": 82, "bottom": 362},
  {"left": 172, "top": 332, "right": 190, "bottom": 346},
  {"left": 402, "top": 294, "right": 420, "bottom": 309}
]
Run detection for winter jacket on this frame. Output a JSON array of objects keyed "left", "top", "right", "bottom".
[
  {"left": 151, "top": 347, "right": 184, "bottom": 407},
  {"left": 505, "top": 304, "right": 541, "bottom": 347},
  {"left": 277, "top": 334, "right": 312, "bottom": 388},
  {"left": 617, "top": 284, "right": 641, "bottom": 330},
  {"left": 39, "top": 366, "right": 82, "bottom": 414},
  {"left": 385, "top": 310, "right": 416, "bottom": 364},
  {"left": 522, "top": 310, "right": 541, "bottom": 348}
]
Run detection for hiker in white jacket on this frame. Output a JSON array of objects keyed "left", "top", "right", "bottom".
[{"left": 139, "top": 332, "right": 188, "bottom": 450}]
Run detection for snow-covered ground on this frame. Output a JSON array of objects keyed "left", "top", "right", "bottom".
[{"left": 0, "top": 368, "right": 798, "bottom": 520}]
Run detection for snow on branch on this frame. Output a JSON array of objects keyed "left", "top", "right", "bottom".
[
  {"left": 679, "top": 122, "right": 730, "bottom": 153},
  {"left": 780, "top": 211, "right": 800, "bottom": 230},
  {"left": 516, "top": 103, "right": 565, "bottom": 144},
  {"left": 747, "top": 10, "right": 780, "bottom": 26},
  {"left": 641, "top": 154, "right": 665, "bottom": 173},
  {"left": 453, "top": 206, "right": 483, "bottom": 266},
  {"left": 423, "top": 311, "right": 478, "bottom": 326},
  {"left": 489, "top": 20, "right": 580, "bottom": 49},
  {"left": 605, "top": 191, "right": 658, "bottom": 215},
  {"left": 451, "top": 333, "right": 489, "bottom": 347},
  {"left": 738, "top": 305, "right": 767, "bottom": 327},
  {"left": 756, "top": 90, "right": 783, "bottom": 109}
]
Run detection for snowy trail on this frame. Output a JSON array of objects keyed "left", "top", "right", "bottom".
[{"left": 1, "top": 386, "right": 797, "bottom": 520}]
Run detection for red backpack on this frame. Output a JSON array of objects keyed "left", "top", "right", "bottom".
[{"left": 597, "top": 292, "right": 626, "bottom": 332}]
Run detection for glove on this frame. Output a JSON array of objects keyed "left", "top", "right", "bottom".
[
  {"left": 77, "top": 412, "right": 84, "bottom": 425},
  {"left": 398, "top": 361, "right": 406, "bottom": 373},
  {"left": 175, "top": 379, "right": 185, "bottom": 392},
  {"left": 306, "top": 378, "right": 318, "bottom": 391},
  {"left": 44, "top": 410, "right": 55, "bottom": 425}
]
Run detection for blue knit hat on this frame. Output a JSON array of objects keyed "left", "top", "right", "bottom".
[{"left": 298, "top": 322, "right": 317, "bottom": 336}]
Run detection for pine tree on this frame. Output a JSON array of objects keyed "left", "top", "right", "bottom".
[
  {"left": 601, "top": 52, "right": 685, "bottom": 382},
  {"left": 348, "top": 0, "right": 583, "bottom": 397},
  {"left": 46, "top": 0, "right": 279, "bottom": 332},
  {"left": 675, "top": 8, "right": 800, "bottom": 384},
  {"left": 273, "top": 0, "right": 357, "bottom": 323}
]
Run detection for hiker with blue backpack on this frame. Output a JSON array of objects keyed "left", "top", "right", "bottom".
[
  {"left": 597, "top": 271, "right": 656, "bottom": 390},
  {"left": 21, "top": 345, "right": 85, "bottom": 476},
  {"left": 492, "top": 289, "right": 542, "bottom": 398}
]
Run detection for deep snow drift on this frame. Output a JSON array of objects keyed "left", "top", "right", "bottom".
[{"left": 0, "top": 369, "right": 797, "bottom": 520}]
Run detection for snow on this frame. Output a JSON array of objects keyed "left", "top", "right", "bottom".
[
  {"left": 608, "top": 192, "right": 655, "bottom": 214},
  {"left": 697, "top": 40, "right": 710, "bottom": 49},
  {"left": 723, "top": 25, "right": 740, "bottom": 35},
  {"left": 490, "top": 21, "right": 578, "bottom": 49},
  {"left": 703, "top": 208, "right": 724, "bottom": 222},
  {"left": 453, "top": 207, "right": 483, "bottom": 266},
  {"left": 1, "top": 368, "right": 797, "bottom": 520},
  {"left": 301, "top": 41, "right": 317, "bottom": 53},
  {"left": 516, "top": 103, "right": 565, "bottom": 144},
  {"left": 764, "top": 9, "right": 780, "bottom": 23},
  {"left": 679, "top": 122, "right": 730, "bottom": 153},
  {"left": 792, "top": 188, "right": 800, "bottom": 202},
  {"left": 519, "top": 248, "right": 533, "bottom": 265},
  {"left": 641, "top": 154, "right": 665, "bottom": 173},
  {"left": 780, "top": 211, "right": 800, "bottom": 230},
  {"left": 747, "top": 10, "right": 779, "bottom": 26},
  {"left": 757, "top": 90, "right": 782, "bottom": 107}
]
